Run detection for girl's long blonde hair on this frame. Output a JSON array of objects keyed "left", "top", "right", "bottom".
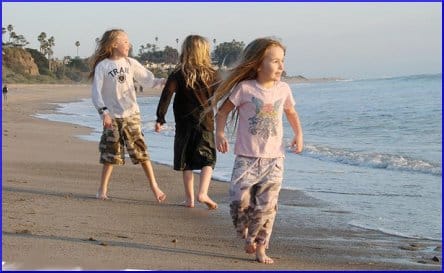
[
  {"left": 178, "top": 35, "right": 216, "bottom": 89},
  {"left": 210, "top": 37, "right": 286, "bottom": 108},
  {"left": 89, "top": 29, "right": 125, "bottom": 79}
]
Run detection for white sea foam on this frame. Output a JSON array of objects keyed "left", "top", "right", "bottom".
[
  {"left": 302, "top": 144, "right": 441, "bottom": 176},
  {"left": 348, "top": 221, "right": 441, "bottom": 241}
]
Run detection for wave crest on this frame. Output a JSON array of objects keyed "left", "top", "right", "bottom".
[{"left": 297, "top": 144, "right": 441, "bottom": 176}]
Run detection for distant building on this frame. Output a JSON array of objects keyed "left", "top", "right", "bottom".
[{"left": 144, "top": 62, "right": 176, "bottom": 72}]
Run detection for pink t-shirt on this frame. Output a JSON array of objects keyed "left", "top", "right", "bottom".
[{"left": 229, "top": 80, "right": 295, "bottom": 158}]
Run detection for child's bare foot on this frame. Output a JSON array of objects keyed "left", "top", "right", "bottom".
[
  {"left": 181, "top": 200, "right": 195, "bottom": 208},
  {"left": 241, "top": 228, "right": 248, "bottom": 239},
  {"left": 96, "top": 192, "right": 109, "bottom": 200},
  {"left": 244, "top": 242, "right": 256, "bottom": 254},
  {"left": 152, "top": 188, "right": 166, "bottom": 203},
  {"left": 256, "top": 254, "right": 274, "bottom": 264},
  {"left": 197, "top": 194, "right": 218, "bottom": 210},
  {"left": 256, "top": 244, "right": 274, "bottom": 264}
]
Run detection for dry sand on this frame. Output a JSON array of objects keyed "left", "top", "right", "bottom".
[{"left": 1, "top": 84, "right": 441, "bottom": 270}]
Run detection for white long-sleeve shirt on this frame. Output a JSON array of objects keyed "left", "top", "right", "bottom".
[{"left": 91, "top": 57, "right": 163, "bottom": 118}]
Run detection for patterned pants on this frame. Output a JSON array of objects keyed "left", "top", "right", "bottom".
[
  {"left": 99, "top": 114, "right": 150, "bottom": 165},
  {"left": 229, "top": 156, "right": 284, "bottom": 248}
]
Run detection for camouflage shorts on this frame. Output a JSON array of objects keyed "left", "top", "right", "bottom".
[{"left": 99, "top": 114, "right": 150, "bottom": 165}]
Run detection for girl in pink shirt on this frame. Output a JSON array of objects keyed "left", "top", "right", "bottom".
[{"left": 213, "top": 37, "right": 303, "bottom": 264}]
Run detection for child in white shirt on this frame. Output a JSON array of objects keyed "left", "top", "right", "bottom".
[{"left": 91, "top": 29, "right": 166, "bottom": 202}]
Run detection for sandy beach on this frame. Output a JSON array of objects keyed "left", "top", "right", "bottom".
[{"left": 1, "top": 84, "right": 441, "bottom": 270}]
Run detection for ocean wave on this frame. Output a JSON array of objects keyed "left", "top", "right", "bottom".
[
  {"left": 355, "top": 73, "right": 442, "bottom": 83},
  {"left": 309, "top": 190, "right": 422, "bottom": 198},
  {"left": 335, "top": 79, "right": 353, "bottom": 82},
  {"left": 298, "top": 144, "right": 442, "bottom": 176},
  {"left": 348, "top": 220, "right": 441, "bottom": 241}
]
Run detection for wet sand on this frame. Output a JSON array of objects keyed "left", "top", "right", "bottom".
[{"left": 1, "top": 84, "right": 441, "bottom": 270}]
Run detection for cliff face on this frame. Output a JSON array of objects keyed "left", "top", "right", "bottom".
[
  {"left": 2, "top": 47, "right": 90, "bottom": 83},
  {"left": 2, "top": 47, "right": 39, "bottom": 76}
]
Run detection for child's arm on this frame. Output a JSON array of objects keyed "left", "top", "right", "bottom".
[
  {"left": 215, "top": 99, "right": 235, "bottom": 153},
  {"left": 131, "top": 58, "right": 165, "bottom": 89},
  {"left": 91, "top": 67, "right": 106, "bottom": 113},
  {"left": 91, "top": 66, "right": 113, "bottom": 129},
  {"left": 155, "top": 76, "right": 177, "bottom": 132},
  {"left": 284, "top": 107, "right": 304, "bottom": 153}
]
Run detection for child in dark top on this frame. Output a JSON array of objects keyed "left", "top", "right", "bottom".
[
  {"left": 155, "top": 35, "right": 219, "bottom": 210},
  {"left": 3, "top": 85, "right": 8, "bottom": 102}
]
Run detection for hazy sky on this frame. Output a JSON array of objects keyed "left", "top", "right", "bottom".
[{"left": 2, "top": 2, "right": 442, "bottom": 79}]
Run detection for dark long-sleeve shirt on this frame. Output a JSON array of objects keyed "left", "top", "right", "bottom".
[{"left": 156, "top": 70, "right": 217, "bottom": 131}]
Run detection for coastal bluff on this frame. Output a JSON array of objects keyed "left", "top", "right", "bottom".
[{"left": 2, "top": 47, "right": 39, "bottom": 76}]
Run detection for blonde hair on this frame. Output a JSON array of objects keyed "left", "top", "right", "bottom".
[
  {"left": 178, "top": 35, "right": 216, "bottom": 89},
  {"left": 89, "top": 29, "right": 125, "bottom": 79},
  {"left": 211, "top": 37, "right": 285, "bottom": 108}
]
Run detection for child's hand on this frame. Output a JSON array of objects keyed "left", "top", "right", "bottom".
[
  {"left": 290, "top": 135, "right": 303, "bottom": 154},
  {"left": 158, "top": 78, "right": 167, "bottom": 89},
  {"left": 216, "top": 134, "right": 229, "bottom": 153},
  {"left": 154, "top": 122, "right": 162, "bottom": 132},
  {"left": 102, "top": 113, "right": 113, "bottom": 129},
  {"left": 153, "top": 78, "right": 167, "bottom": 89}
]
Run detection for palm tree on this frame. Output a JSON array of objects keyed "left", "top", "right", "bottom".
[
  {"left": 38, "top": 32, "right": 47, "bottom": 53},
  {"left": 2, "top": 27, "right": 6, "bottom": 44},
  {"left": 47, "top": 36, "right": 55, "bottom": 51},
  {"left": 75, "top": 41, "right": 80, "bottom": 57},
  {"left": 139, "top": 44, "right": 145, "bottom": 55},
  {"left": 7, "top": 24, "right": 13, "bottom": 42},
  {"left": 154, "top": 36, "right": 158, "bottom": 52},
  {"left": 10, "top": 32, "right": 17, "bottom": 44},
  {"left": 47, "top": 36, "right": 55, "bottom": 70}
]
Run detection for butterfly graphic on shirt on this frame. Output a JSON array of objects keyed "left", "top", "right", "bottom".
[{"left": 248, "top": 97, "right": 282, "bottom": 140}]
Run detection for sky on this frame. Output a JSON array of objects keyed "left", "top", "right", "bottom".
[{"left": 2, "top": 2, "right": 442, "bottom": 79}]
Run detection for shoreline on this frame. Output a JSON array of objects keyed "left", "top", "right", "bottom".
[
  {"left": 2, "top": 84, "right": 441, "bottom": 270},
  {"left": 282, "top": 76, "right": 347, "bottom": 84}
]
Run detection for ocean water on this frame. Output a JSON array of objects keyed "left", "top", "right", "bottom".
[{"left": 35, "top": 73, "right": 442, "bottom": 241}]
